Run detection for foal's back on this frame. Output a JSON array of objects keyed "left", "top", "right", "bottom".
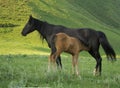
[{"left": 55, "top": 33, "right": 88, "bottom": 55}]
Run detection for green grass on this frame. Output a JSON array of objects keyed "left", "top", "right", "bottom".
[{"left": 0, "top": 55, "right": 120, "bottom": 88}]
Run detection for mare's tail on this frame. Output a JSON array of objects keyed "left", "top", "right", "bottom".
[{"left": 98, "top": 31, "right": 116, "bottom": 61}]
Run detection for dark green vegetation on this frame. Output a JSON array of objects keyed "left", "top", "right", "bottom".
[{"left": 0, "top": 0, "right": 120, "bottom": 88}]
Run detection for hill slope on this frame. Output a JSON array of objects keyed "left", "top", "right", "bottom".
[{"left": 0, "top": 0, "right": 120, "bottom": 55}]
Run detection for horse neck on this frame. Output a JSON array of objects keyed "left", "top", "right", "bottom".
[
  {"left": 36, "top": 21, "right": 54, "bottom": 40},
  {"left": 35, "top": 19, "right": 47, "bottom": 38}
]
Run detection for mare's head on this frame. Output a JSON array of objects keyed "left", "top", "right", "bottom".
[{"left": 21, "top": 15, "right": 36, "bottom": 36}]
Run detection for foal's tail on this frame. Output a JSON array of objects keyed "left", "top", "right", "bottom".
[
  {"left": 98, "top": 31, "right": 116, "bottom": 61},
  {"left": 50, "top": 34, "right": 62, "bottom": 68}
]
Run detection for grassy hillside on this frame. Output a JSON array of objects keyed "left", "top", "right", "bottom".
[
  {"left": 0, "top": 0, "right": 120, "bottom": 55},
  {"left": 0, "top": 0, "right": 49, "bottom": 55},
  {"left": 68, "top": 0, "right": 120, "bottom": 29}
]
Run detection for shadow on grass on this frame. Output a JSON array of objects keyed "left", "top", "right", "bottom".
[{"left": 0, "top": 23, "right": 19, "bottom": 28}]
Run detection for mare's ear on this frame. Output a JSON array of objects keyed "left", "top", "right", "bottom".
[
  {"left": 29, "top": 15, "right": 33, "bottom": 20},
  {"left": 29, "top": 15, "right": 33, "bottom": 23}
]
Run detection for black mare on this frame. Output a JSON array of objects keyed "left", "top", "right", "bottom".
[{"left": 21, "top": 15, "right": 116, "bottom": 75}]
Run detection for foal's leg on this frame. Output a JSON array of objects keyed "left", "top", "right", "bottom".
[
  {"left": 48, "top": 53, "right": 57, "bottom": 72},
  {"left": 51, "top": 54, "right": 57, "bottom": 72},
  {"left": 51, "top": 52, "right": 61, "bottom": 72},
  {"left": 48, "top": 53, "right": 52, "bottom": 72},
  {"left": 72, "top": 54, "right": 79, "bottom": 75}
]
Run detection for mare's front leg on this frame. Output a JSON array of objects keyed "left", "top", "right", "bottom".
[{"left": 56, "top": 55, "right": 62, "bottom": 69}]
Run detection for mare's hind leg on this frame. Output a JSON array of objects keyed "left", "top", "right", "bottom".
[
  {"left": 56, "top": 56, "right": 62, "bottom": 69},
  {"left": 89, "top": 50, "right": 102, "bottom": 76}
]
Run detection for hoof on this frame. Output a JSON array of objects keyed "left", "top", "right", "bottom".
[{"left": 93, "top": 69, "right": 101, "bottom": 76}]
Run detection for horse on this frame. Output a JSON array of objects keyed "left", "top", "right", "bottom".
[
  {"left": 49, "top": 33, "right": 89, "bottom": 75},
  {"left": 21, "top": 15, "right": 116, "bottom": 75}
]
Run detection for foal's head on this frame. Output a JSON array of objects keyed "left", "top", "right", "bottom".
[{"left": 21, "top": 15, "right": 37, "bottom": 36}]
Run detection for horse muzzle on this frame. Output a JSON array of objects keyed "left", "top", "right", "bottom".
[{"left": 21, "top": 32, "right": 27, "bottom": 36}]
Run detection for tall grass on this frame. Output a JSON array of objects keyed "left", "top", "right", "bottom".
[{"left": 0, "top": 55, "right": 120, "bottom": 88}]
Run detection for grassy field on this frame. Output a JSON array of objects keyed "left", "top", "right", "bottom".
[
  {"left": 0, "top": 0, "right": 120, "bottom": 88},
  {"left": 0, "top": 55, "right": 120, "bottom": 88}
]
